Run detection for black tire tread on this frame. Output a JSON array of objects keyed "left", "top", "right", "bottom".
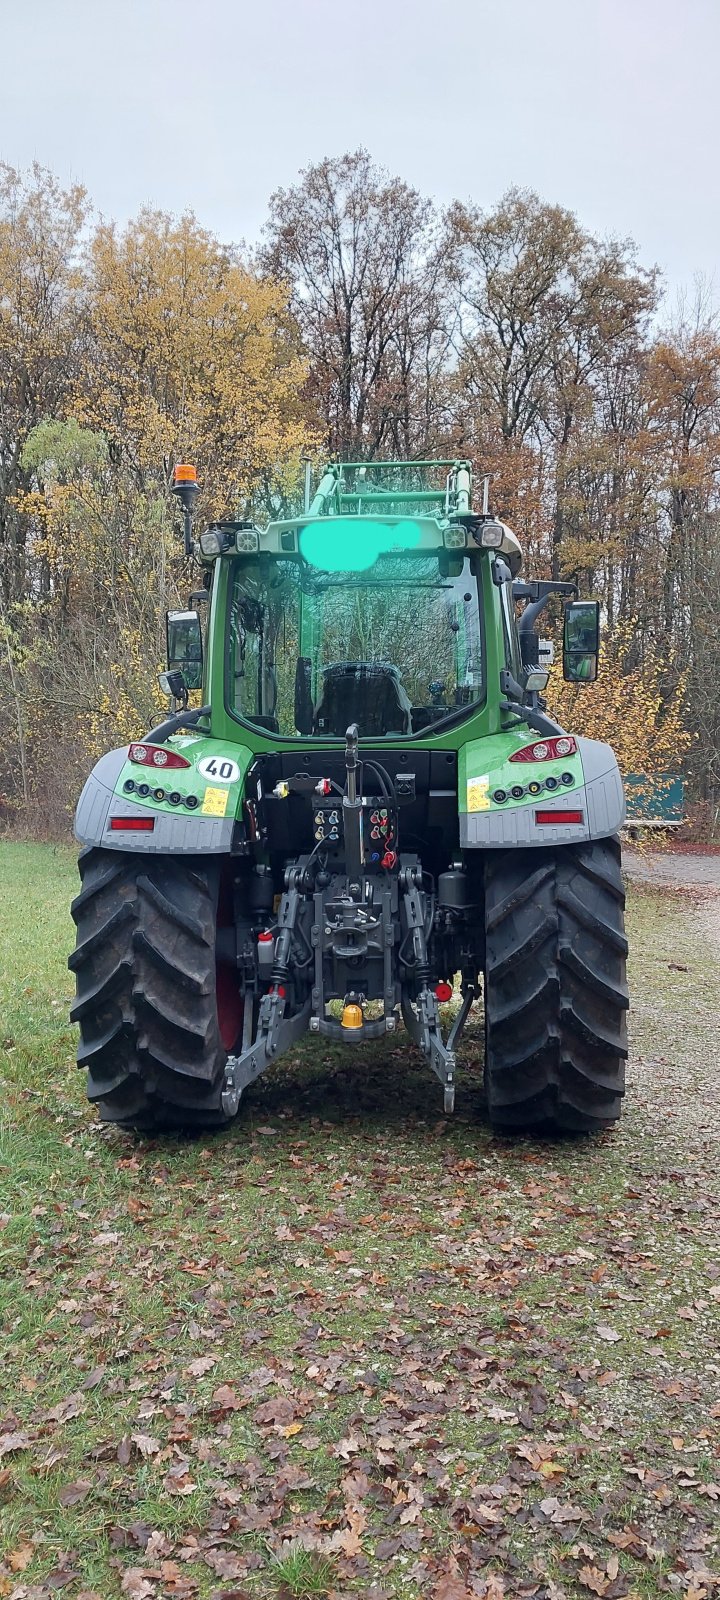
[
  {"left": 70, "top": 848, "right": 232, "bottom": 1130},
  {"left": 484, "top": 837, "right": 628, "bottom": 1134}
]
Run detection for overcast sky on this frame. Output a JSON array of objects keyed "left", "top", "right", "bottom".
[{"left": 1, "top": 0, "right": 717, "bottom": 308}]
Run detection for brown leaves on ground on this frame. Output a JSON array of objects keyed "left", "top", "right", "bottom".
[{"left": 2, "top": 881, "right": 720, "bottom": 1598}]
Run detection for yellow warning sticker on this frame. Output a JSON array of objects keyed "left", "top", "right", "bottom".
[
  {"left": 467, "top": 775, "right": 491, "bottom": 813},
  {"left": 201, "top": 785, "right": 229, "bottom": 818}
]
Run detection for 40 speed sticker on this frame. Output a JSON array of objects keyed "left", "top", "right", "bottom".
[{"left": 197, "top": 755, "right": 241, "bottom": 784}]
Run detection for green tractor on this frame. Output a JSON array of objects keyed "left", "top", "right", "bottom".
[{"left": 69, "top": 460, "right": 628, "bottom": 1134}]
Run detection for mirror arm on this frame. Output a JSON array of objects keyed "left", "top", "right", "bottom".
[
  {"left": 142, "top": 705, "right": 211, "bottom": 745},
  {"left": 500, "top": 699, "right": 564, "bottom": 737},
  {"left": 512, "top": 580, "right": 578, "bottom": 602}
]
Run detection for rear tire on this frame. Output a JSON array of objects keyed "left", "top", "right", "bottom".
[
  {"left": 483, "top": 837, "right": 628, "bottom": 1134},
  {"left": 69, "top": 848, "right": 238, "bottom": 1131}
]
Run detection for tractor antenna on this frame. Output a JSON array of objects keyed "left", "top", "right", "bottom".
[{"left": 172, "top": 463, "right": 200, "bottom": 556}]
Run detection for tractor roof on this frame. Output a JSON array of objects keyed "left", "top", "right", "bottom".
[
  {"left": 200, "top": 460, "right": 523, "bottom": 573},
  {"left": 265, "top": 459, "right": 522, "bottom": 573}
]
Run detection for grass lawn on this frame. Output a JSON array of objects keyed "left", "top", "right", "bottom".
[{"left": 0, "top": 840, "right": 718, "bottom": 1600}]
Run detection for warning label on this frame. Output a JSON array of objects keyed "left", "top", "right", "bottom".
[
  {"left": 467, "top": 775, "right": 491, "bottom": 813},
  {"left": 201, "top": 786, "right": 229, "bottom": 818}
]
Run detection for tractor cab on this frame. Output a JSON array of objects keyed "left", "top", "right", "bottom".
[{"left": 219, "top": 459, "right": 518, "bottom": 744}]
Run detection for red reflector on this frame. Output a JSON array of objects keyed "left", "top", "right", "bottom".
[
  {"left": 535, "top": 809, "right": 584, "bottom": 826},
  {"left": 109, "top": 817, "right": 156, "bottom": 831},
  {"left": 435, "top": 982, "right": 453, "bottom": 1003}
]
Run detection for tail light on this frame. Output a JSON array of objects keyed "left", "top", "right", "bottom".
[
  {"left": 535, "top": 809, "right": 584, "bottom": 826},
  {"left": 509, "top": 736, "right": 577, "bottom": 762},
  {"left": 128, "top": 743, "right": 191, "bottom": 769}
]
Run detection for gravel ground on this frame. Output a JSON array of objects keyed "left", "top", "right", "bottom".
[
  {"left": 623, "top": 847, "right": 720, "bottom": 889},
  {"left": 624, "top": 846, "right": 720, "bottom": 952}
]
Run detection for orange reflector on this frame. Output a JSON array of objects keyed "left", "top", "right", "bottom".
[
  {"left": 341, "top": 1003, "right": 363, "bottom": 1030},
  {"left": 173, "top": 463, "right": 197, "bottom": 483}
]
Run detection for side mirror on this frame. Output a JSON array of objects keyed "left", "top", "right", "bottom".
[
  {"left": 294, "top": 656, "right": 313, "bottom": 735},
  {"left": 166, "top": 609, "right": 203, "bottom": 691},
  {"left": 563, "top": 601, "right": 600, "bottom": 683}
]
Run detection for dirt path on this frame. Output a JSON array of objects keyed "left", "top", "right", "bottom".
[
  {"left": 624, "top": 846, "right": 720, "bottom": 951},
  {"left": 623, "top": 846, "right": 720, "bottom": 890}
]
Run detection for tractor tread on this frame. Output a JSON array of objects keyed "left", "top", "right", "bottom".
[
  {"left": 68, "top": 901, "right": 137, "bottom": 969},
  {"left": 484, "top": 863, "right": 555, "bottom": 931},
  {"left": 69, "top": 848, "right": 233, "bottom": 1131},
  {"left": 483, "top": 837, "right": 627, "bottom": 1134}
]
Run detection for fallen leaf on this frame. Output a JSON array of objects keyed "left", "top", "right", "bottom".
[
  {"left": 8, "top": 1544, "right": 34, "bottom": 1572},
  {"left": 203, "top": 1549, "right": 249, "bottom": 1579},
  {"left": 185, "top": 1355, "right": 217, "bottom": 1377},
  {"left": 212, "top": 1384, "right": 243, "bottom": 1411},
  {"left": 0, "top": 1430, "right": 30, "bottom": 1458},
  {"left": 332, "top": 1434, "right": 362, "bottom": 1459},
  {"left": 253, "top": 1396, "right": 296, "bottom": 1427},
  {"left": 539, "top": 1496, "right": 585, "bottom": 1524},
  {"left": 59, "top": 1478, "right": 93, "bottom": 1506},
  {"left": 121, "top": 1572, "right": 156, "bottom": 1600},
  {"left": 144, "top": 1532, "right": 173, "bottom": 1559},
  {"left": 578, "top": 1566, "right": 609, "bottom": 1596},
  {"left": 595, "top": 1326, "right": 621, "bottom": 1343},
  {"left": 163, "top": 1467, "right": 196, "bottom": 1496},
  {"left": 131, "top": 1433, "right": 161, "bottom": 1458},
  {"left": 46, "top": 1392, "right": 85, "bottom": 1423},
  {"left": 431, "top": 1578, "right": 473, "bottom": 1600}
]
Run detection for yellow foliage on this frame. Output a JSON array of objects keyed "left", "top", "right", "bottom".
[
  {"left": 80, "top": 209, "right": 313, "bottom": 515},
  {"left": 549, "top": 631, "right": 691, "bottom": 777}
]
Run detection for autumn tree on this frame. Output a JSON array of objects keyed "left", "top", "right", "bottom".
[
  {"left": 0, "top": 163, "right": 88, "bottom": 606},
  {"left": 82, "top": 207, "right": 311, "bottom": 519},
  {"left": 446, "top": 189, "right": 657, "bottom": 578},
  {"left": 263, "top": 150, "right": 451, "bottom": 459},
  {"left": 1, "top": 196, "right": 314, "bottom": 826}
]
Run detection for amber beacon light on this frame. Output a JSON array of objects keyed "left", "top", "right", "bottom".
[{"left": 172, "top": 463, "right": 200, "bottom": 554}]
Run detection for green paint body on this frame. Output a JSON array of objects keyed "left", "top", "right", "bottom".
[{"left": 111, "top": 549, "right": 585, "bottom": 821}]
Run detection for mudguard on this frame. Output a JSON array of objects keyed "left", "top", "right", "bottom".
[
  {"left": 459, "top": 737, "right": 625, "bottom": 848},
  {"left": 74, "top": 745, "right": 245, "bottom": 853}
]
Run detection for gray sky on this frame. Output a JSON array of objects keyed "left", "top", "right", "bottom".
[{"left": 1, "top": 0, "right": 717, "bottom": 307}]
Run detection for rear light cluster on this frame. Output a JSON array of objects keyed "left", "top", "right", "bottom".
[
  {"left": 509, "top": 736, "right": 577, "bottom": 763},
  {"left": 493, "top": 772, "right": 575, "bottom": 803},
  {"left": 128, "top": 743, "right": 191, "bottom": 769},
  {"left": 123, "top": 778, "right": 199, "bottom": 808}
]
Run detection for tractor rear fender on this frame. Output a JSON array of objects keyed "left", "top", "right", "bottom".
[
  {"left": 74, "top": 746, "right": 237, "bottom": 853},
  {"left": 460, "top": 737, "right": 625, "bottom": 848}
]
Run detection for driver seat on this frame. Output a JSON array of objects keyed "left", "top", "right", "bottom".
[{"left": 313, "top": 662, "right": 413, "bottom": 737}]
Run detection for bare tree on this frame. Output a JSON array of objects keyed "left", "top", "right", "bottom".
[{"left": 263, "top": 151, "right": 451, "bottom": 459}]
